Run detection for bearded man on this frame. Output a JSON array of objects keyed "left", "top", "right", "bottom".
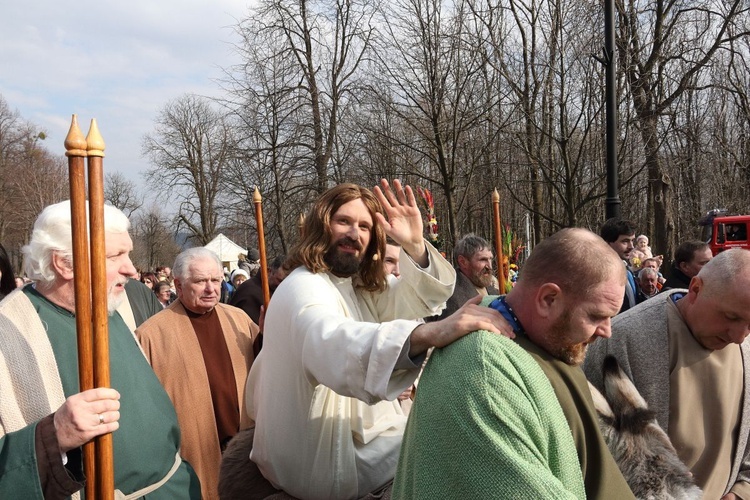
[
  {"left": 0, "top": 201, "right": 199, "bottom": 498},
  {"left": 395, "top": 228, "right": 635, "bottom": 499},
  {"left": 427, "top": 234, "right": 498, "bottom": 321},
  {"left": 245, "top": 180, "right": 509, "bottom": 500}
]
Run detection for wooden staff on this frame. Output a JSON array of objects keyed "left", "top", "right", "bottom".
[
  {"left": 253, "top": 187, "right": 270, "bottom": 308},
  {"left": 64, "top": 115, "right": 115, "bottom": 499},
  {"left": 492, "top": 188, "right": 507, "bottom": 292},
  {"left": 87, "top": 119, "right": 115, "bottom": 499},
  {"left": 64, "top": 115, "right": 96, "bottom": 499}
]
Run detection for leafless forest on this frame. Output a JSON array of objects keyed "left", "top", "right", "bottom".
[{"left": 2, "top": 0, "right": 749, "bottom": 271}]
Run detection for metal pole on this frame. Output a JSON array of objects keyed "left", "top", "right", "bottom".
[{"left": 604, "top": 0, "right": 621, "bottom": 220}]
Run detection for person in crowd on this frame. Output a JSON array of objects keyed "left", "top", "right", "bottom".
[
  {"left": 141, "top": 271, "right": 158, "bottom": 290},
  {"left": 153, "top": 280, "right": 173, "bottom": 308},
  {"left": 0, "top": 200, "right": 200, "bottom": 498},
  {"left": 639, "top": 257, "right": 666, "bottom": 289},
  {"left": 230, "top": 268, "right": 248, "bottom": 289},
  {"left": 238, "top": 249, "right": 262, "bottom": 277},
  {"left": 230, "top": 255, "right": 286, "bottom": 326},
  {"left": 384, "top": 239, "right": 401, "bottom": 278},
  {"left": 600, "top": 218, "right": 638, "bottom": 312},
  {"left": 663, "top": 240, "right": 712, "bottom": 290},
  {"left": 427, "top": 233, "right": 498, "bottom": 321},
  {"left": 584, "top": 248, "right": 750, "bottom": 499},
  {"left": 394, "top": 228, "right": 634, "bottom": 499},
  {"left": 246, "top": 180, "right": 509, "bottom": 500},
  {"left": 637, "top": 267, "right": 660, "bottom": 302},
  {"left": 137, "top": 247, "right": 259, "bottom": 500},
  {"left": 0, "top": 243, "right": 15, "bottom": 300},
  {"left": 155, "top": 266, "right": 172, "bottom": 283},
  {"left": 632, "top": 234, "right": 653, "bottom": 260}
]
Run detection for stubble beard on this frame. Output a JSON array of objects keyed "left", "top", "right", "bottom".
[{"left": 546, "top": 309, "right": 589, "bottom": 366}]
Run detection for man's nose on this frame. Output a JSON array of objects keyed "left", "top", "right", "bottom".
[
  {"left": 346, "top": 224, "right": 360, "bottom": 240},
  {"left": 729, "top": 324, "right": 750, "bottom": 344},
  {"left": 123, "top": 257, "right": 137, "bottom": 278},
  {"left": 596, "top": 320, "right": 612, "bottom": 339}
]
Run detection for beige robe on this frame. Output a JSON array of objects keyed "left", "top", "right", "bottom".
[{"left": 137, "top": 301, "right": 258, "bottom": 500}]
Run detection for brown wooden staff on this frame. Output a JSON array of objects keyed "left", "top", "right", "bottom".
[
  {"left": 64, "top": 116, "right": 96, "bottom": 498},
  {"left": 253, "top": 187, "right": 270, "bottom": 308},
  {"left": 492, "top": 188, "right": 507, "bottom": 293},
  {"left": 87, "top": 119, "right": 115, "bottom": 499},
  {"left": 64, "top": 115, "right": 115, "bottom": 500}
]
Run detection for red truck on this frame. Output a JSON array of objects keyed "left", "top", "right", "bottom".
[{"left": 699, "top": 209, "right": 750, "bottom": 255}]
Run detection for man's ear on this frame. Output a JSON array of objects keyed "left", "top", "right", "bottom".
[
  {"left": 457, "top": 254, "right": 468, "bottom": 271},
  {"left": 173, "top": 277, "right": 182, "bottom": 296},
  {"left": 677, "top": 261, "right": 690, "bottom": 274},
  {"left": 51, "top": 252, "right": 74, "bottom": 282},
  {"left": 685, "top": 276, "right": 702, "bottom": 302},
  {"left": 534, "top": 283, "right": 563, "bottom": 319}
]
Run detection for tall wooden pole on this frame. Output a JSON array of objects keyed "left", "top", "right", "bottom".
[
  {"left": 253, "top": 188, "right": 270, "bottom": 308},
  {"left": 64, "top": 115, "right": 96, "bottom": 499},
  {"left": 492, "top": 189, "right": 507, "bottom": 292},
  {"left": 86, "top": 119, "right": 115, "bottom": 499}
]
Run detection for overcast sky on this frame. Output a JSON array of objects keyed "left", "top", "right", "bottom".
[{"left": 0, "top": 0, "right": 249, "bottom": 189}]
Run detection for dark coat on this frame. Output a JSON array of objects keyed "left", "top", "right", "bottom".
[{"left": 426, "top": 271, "right": 498, "bottom": 322}]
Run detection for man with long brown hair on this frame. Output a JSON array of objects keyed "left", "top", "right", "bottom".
[{"left": 245, "top": 179, "right": 509, "bottom": 500}]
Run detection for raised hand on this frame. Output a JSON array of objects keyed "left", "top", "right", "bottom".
[
  {"left": 53, "top": 387, "right": 121, "bottom": 452},
  {"left": 373, "top": 179, "right": 427, "bottom": 265}
]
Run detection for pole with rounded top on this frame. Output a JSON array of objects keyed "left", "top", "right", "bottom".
[
  {"left": 86, "top": 119, "right": 115, "bottom": 500},
  {"left": 253, "top": 187, "right": 270, "bottom": 308},
  {"left": 492, "top": 189, "right": 507, "bottom": 293}
]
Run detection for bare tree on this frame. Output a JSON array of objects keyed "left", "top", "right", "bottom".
[
  {"left": 142, "top": 94, "right": 235, "bottom": 245},
  {"left": 0, "top": 96, "right": 66, "bottom": 258},
  {"left": 617, "top": 0, "right": 750, "bottom": 258},
  {"left": 369, "top": 0, "right": 506, "bottom": 249},
  {"left": 104, "top": 171, "right": 143, "bottom": 218},
  {"left": 130, "top": 203, "right": 181, "bottom": 271},
  {"left": 230, "top": 0, "right": 375, "bottom": 194}
]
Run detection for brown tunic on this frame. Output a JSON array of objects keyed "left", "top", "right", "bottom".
[
  {"left": 668, "top": 301, "right": 744, "bottom": 498},
  {"left": 137, "top": 301, "right": 258, "bottom": 500},
  {"left": 187, "top": 307, "right": 240, "bottom": 448}
]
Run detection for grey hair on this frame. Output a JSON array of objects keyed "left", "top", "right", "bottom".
[
  {"left": 22, "top": 200, "right": 130, "bottom": 285},
  {"left": 697, "top": 248, "right": 750, "bottom": 297},
  {"left": 173, "top": 247, "right": 222, "bottom": 280},
  {"left": 453, "top": 234, "right": 491, "bottom": 264},
  {"left": 639, "top": 268, "right": 658, "bottom": 280}
]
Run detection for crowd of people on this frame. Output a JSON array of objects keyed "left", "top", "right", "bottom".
[{"left": 0, "top": 180, "right": 748, "bottom": 500}]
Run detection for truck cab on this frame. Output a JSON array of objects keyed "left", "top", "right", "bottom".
[{"left": 699, "top": 210, "right": 750, "bottom": 255}]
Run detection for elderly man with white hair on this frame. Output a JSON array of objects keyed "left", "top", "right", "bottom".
[
  {"left": 137, "top": 247, "right": 259, "bottom": 500},
  {"left": 0, "top": 201, "right": 200, "bottom": 499}
]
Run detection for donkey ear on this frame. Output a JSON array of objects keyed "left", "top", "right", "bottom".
[
  {"left": 588, "top": 381, "right": 614, "bottom": 419},
  {"left": 603, "top": 356, "right": 649, "bottom": 413}
]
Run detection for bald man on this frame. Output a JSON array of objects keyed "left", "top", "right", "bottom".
[{"left": 585, "top": 248, "right": 750, "bottom": 500}]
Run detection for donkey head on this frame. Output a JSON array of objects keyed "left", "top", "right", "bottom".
[{"left": 588, "top": 356, "right": 702, "bottom": 500}]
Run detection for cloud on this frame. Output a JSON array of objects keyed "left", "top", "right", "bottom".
[{"left": 0, "top": 0, "right": 249, "bottom": 190}]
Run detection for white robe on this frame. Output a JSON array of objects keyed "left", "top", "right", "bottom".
[{"left": 247, "top": 244, "right": 455, "bottom": 500}]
